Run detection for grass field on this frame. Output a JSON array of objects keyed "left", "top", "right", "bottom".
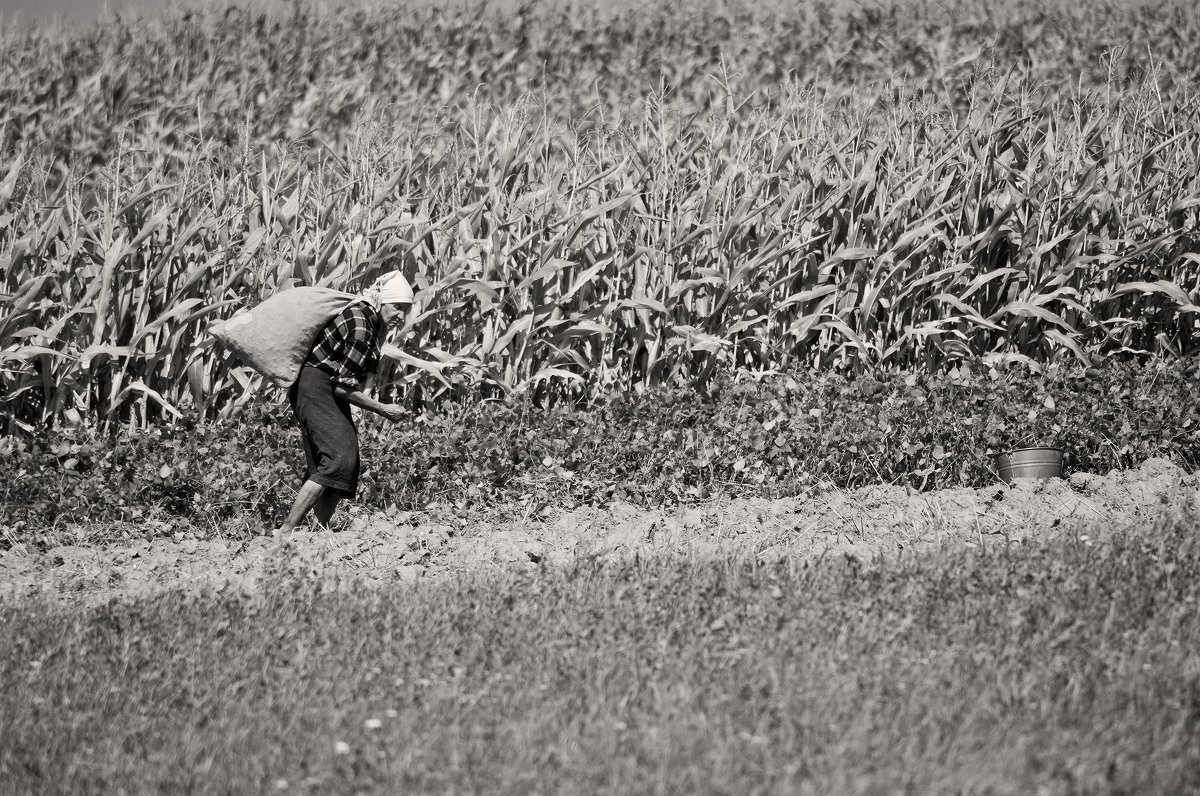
[{"left": 3, "top": 520, "right": 1198, "bottom": 793}]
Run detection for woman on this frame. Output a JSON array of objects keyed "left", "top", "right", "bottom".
[{"left": 276, "top": 271, "right": 413, "bottom": 537}]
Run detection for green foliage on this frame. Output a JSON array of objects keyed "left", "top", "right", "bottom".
[
  {"left": 0, "top": 405, "right": 298, "bottom": 539},
  {"left": 2, "top": 0, "right": 1200, "bottom": 428},
  {"left": 5, "top": 0, "right": 1196, "bottom": 158},
  {"left": 3, "top": 359, "right": 1197, "bottom": 540},
  {"left": 2, "top": 521, "right": 1198, "bottom": 792}
]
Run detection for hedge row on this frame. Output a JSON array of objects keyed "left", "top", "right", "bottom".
[{"left": 2, "top": 358, "right": 1198, "bottom": 542}]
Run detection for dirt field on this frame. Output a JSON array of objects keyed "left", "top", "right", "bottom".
[{"left": 3, "top": 458, "right": 1197, "bottom": 605}]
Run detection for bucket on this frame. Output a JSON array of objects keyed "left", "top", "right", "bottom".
[{"left": 995, "top": 447, "right": 1063, "bottom": 484}]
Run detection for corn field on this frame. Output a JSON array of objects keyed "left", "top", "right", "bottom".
[{"left": 2, "top": 0, "right": 1199, "bottom": 431}]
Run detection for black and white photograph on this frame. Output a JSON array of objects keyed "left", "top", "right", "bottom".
[{"left": 2, "top": 0, "right": 1198, "bottom": 791}]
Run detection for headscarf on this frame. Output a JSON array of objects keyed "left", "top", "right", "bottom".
[{"left": 362, "top": 271, "right": 414, "bottom": 307}]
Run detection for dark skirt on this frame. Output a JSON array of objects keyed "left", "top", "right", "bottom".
[{"left": 288, "top": 366, "right": 360, "bottom": 498}]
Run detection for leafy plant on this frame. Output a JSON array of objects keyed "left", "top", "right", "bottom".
[
  {"left": 3, "top": 358, "right": 1197, "bottom": 543},
  {"left": 2, "top": 0, "right": 1200, "bottom": 429}
]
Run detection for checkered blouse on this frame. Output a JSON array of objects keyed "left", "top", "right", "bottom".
[{"left": 306, "top": 301, "right": 385, "bottom": 391}]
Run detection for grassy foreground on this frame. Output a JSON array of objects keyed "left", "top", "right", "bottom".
[{"left": 2, "top": 521, "right": 1199, "bottom": 794}]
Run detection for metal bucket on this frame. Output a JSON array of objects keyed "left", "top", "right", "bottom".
[{"left": 995, "top": 447, "right": 1063, "bottom": 483}]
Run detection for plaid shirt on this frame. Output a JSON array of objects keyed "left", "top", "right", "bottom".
[{"left": 306, "top": 301, "right": 385, "bottom": 391}]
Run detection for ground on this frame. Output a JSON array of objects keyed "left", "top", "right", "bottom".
[{"left": 3, "top": 457, "right": 1198, "bottom": 605}]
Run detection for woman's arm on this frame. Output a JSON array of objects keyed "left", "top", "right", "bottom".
[{"left": 332, "top": 385, "right": 406, "bottom": 422}]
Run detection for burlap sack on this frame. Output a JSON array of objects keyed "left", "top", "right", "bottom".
[{"left": 210, "top": 287, "right": 361, "bottom": 389}]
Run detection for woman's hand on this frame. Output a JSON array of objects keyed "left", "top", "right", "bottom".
[
  {"left": 333, "top": 385, "right": 407, "bottom": 422},
  {"left": 380, "top": 404, "right": 407, "bottom": 423}
]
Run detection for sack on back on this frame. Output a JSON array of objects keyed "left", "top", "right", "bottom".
[{"left": 210, "top": 287, "right": 360, "bottom": 389}]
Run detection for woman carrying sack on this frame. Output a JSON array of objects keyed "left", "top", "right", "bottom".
[{"left": 276, "top": 271, "right": 414, "bottom": 539}]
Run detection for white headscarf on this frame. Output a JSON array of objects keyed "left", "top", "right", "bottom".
[{"left": 362, "top": 271, "right": 414, "bottom": 307}]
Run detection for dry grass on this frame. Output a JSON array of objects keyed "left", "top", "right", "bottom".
[{"left": 2, "top": 518, "right": 1198, "bottom": 793}]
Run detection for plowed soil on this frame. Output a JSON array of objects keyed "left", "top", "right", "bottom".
[{"left": 4, "top": 458, "right": 1198, "bottom": 605}]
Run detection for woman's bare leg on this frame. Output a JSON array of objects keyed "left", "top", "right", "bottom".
[
  {"left": 312, "top": 489, "right": 340, "bottom": 528},
  {"left": 278, "top": 479, "right": 327, "bottom": 533}
]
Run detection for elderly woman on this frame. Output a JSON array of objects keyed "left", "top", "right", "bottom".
[{"left": 277, "top": 271, "right": 413, "bottom": 536}]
